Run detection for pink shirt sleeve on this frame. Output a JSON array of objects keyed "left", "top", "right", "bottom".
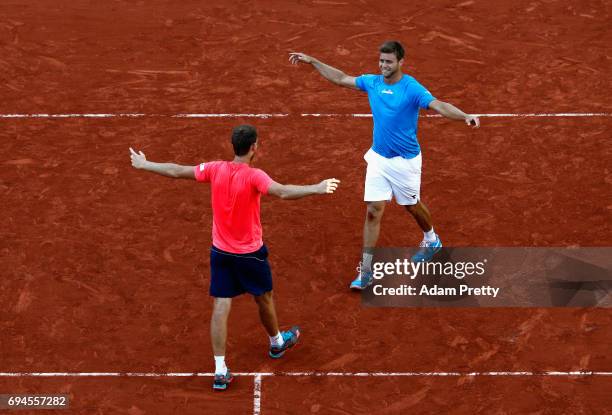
[
  {"left": 251, "top": 168, "right": 273, "bottom": 194},
  {"left": 194, "top": 162, "right": 216, "bottom": 182}
]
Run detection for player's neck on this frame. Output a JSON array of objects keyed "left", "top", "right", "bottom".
[
  {"left": 233, "top": 155, "right": 252, "bottom": 165},
  {"left": 383, "top": 71, "right": 403, "bottom": 85}
]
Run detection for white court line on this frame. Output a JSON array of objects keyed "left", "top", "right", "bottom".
[
  {"left": 302, "top": 112, "right": 612, "bottom": 118},
  {"left": 0, "top": 113, "right": 148, "bottom": 118},
  {"left": 276, "top": 371, "right": 612, "bottom": 376},
  {"left": 0, "top": 371, "right": 610, "bottom": 377},
  {"left": 3, "top": 371, "right": 609, "bottom": 414},
  {"left": 253, "top": 374, "right": 262, "bottom": 415},
  {"left": 0, "top": 112, "right": 610, "bottom": 118},
  {"left": 0, "top": 113, "right": 284, "bottom": 119},
  {"left": 173, "top": 113, "right": 289, "bottom": 118}
]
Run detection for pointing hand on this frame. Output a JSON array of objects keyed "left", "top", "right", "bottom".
[
  {"left": 289, "top": 52, "right": 314, "bottom": 65},
  {"left": 319, "top": 178, "right": 340, "bottom": 194},
  {"left": 129, "top": 147, "right": 147, "bottom": 169}
]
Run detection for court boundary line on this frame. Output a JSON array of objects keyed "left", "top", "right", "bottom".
[
  {"left": 0, "top": 112, "right": 610, "bottom": 119},
  {"left": 3, "top": 371, "right": 610, "bottom": 415},
  {"left": 253, "top": 374, "right": 262, "bottom": 415},
  {"left": 1, "top": 371, "right": 611, "bottom": 376}
]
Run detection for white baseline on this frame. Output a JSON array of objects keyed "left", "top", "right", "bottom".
[
  {"left": 0, "top": 371, "right": 610, "bottom": 377},
  {"left": 3, "top": 371, "right": 609, "bottom": 415},
  {"left": 0, "top": 112, "right": 610, "bottom": 119}
]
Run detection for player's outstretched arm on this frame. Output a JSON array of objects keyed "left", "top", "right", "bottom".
[
  {"left": 268, "top": 178, "right": 340, "bottom": 200},
  {"left": 129, "top": 147, "right": 196, "bottom": 179},
  {"left": 289, "top": 52, "right": 359, "bottom": 90},
  {"left": 428, "top": 100, "right": 480, "bottom": 128}
]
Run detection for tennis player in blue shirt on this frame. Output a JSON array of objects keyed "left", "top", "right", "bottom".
[{"left": 290, "top": 41, "right": 480, "bottom": 290}]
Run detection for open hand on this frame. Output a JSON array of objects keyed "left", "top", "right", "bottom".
[
  {"left": 318, "top": 178, "right": 340, "bottom": 194},
  {"left": 289, "top": 52, "right": 314, "bottom": 65},
  {"left": 129, "top": 147, "right": 147, "bottom": 169}
]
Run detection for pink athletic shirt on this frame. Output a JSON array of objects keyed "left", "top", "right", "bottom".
[{"left": 194, "top": 161, "right": 273, "bottom": 254}]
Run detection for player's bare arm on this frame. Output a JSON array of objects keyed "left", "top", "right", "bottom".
[
  {"left": 268, "top": 178, "right": 340, "bottom": 200},
  {"left": 289, "top": 52, "right": 359, "bottom": 90},
  {"left": 129, "top": 147, "right": 196, "bottom": 179},
  {"left": 428, "top": 100, "right": 480, "bottom": 128}
]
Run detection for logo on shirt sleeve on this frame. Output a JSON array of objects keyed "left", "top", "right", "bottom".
[{"left": 199, "top": 163, "right": 206, "bottom": 171}]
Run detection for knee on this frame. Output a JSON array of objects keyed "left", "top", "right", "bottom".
[
  {"left": 366, "top": 204, "right": 384, "bottom": 222},
  {"left": 254, "top": 291, "right": 273, "bottom": 306},
  {"left": 212, "top": 298, "right": 231, "bottom": 318},
  {"left": 404, "top": 203, "right": 417, "bottom": 214}
]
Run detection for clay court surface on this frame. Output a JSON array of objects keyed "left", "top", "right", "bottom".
[{"left": 1, "top": 0, "right": 611, "bottom": 413}]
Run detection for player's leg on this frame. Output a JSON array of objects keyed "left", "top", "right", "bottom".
[
  {"left": 236, "top": 245, "right": 300, "bottom": 358},
  {"left": 254, "top": 290, "right": 300, "bottom": 359},
  {"left": 350, "top": 201, "right": 387, "bottom": 290},
  {"left": 210, "top": 297, "right": 234, "bottom": 391},
  {"left": 210, "top": 297, "right": 232, "bottom": 357},
  {"left": 405, "top": 201, "right": 442, "bottom": 259},
  {"left": 350, "top": 201, "right": 386, "bottom": 290},
  {"left": 351, "top": 152, "right": 392, "bottom": 290},
  {"left": 254, "top": 290, "right": 279, "bottom": 337},
  {"left": 390, "top": 153, "right": 441, "bottom": 262},
  {"left": 209, "top": 247, "right": 243, "bottom": 391},
  {"left": 404, "top": 200, "right": 433, "bottom": 232},
  {"left": 364, "top": 200, "right": 386, "bottom": 247}
]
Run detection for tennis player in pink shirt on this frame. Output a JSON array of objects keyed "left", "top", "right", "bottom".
[{"left": 130, "top": 124, "right": 340, "bottom": 391}]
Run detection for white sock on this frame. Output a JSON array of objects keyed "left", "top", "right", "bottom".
[
  {"left": 270, "top": 332, "right": 284, "bottom": 347},
  {"left": 361, "top": 252, "right": 373, "bottom": 273},
  {"left": 424, "top": 228, "right": 437, "bottom": 243},
  {"left": 214, "top": 355, "right": 227, "bottom": 376}
]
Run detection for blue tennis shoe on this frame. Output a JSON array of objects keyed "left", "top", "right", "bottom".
[
  {"left": 349, "top": 270, "right": 373, "bottom": 290},
  {"left": 411, "top": 236, "right": 442, "bottom": 263},
  {"left": 213, "top": 370, "right": 234, "bottom": 391},
  {"left": 269, "top": 326, "right": 300, "bottom": 359}
]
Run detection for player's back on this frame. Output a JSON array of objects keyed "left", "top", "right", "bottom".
[{"left": 194, "top": 161, "right": 272, "bottom": 254}]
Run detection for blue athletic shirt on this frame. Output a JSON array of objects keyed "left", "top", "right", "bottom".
[{"left": 355, "top": 74, "right": 435, "bottom": 159}]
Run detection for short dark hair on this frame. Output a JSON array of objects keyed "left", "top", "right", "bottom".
[
  {"left": 231, "top": 124, "right": 257, "bottom": 156},
  {"left": 379, "top": 40, "right": 405, "bottom": 61}
]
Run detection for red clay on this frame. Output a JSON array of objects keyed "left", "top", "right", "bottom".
[{"left": 1, "top": 0, "right": 610, "bottom": 413}]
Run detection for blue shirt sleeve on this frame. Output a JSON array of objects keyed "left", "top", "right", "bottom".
[
  {"left": 355, "top": 74, "right": 375, "bottom": 92},
  {"left": 414, "top": 82, "right": 436, "bottom": 109}
]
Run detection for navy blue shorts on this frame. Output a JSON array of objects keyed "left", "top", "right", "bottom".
[{"left": 210, "top": 244, "right": 273, "bottom": 298}]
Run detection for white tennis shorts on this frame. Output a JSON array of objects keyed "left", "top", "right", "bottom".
[{"left": 363, "top": 148, "right": 422, "bottom": 206}]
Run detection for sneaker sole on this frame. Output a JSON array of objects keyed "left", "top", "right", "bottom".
[
  {"left": 350, "top": 276, "right": 373, "bottom": 290},
  {"left": 411, "top": 245, "right": 443, "bottom": 263},
  {"left": 269, "top": 341, "right": 296, "bottom": 358},
  {"left": 269, "top": 350, "right": 285, "bottom": 359},
  {"left": 269, "top": 330, "right": 300, "bottom": 359},
  {"left": 212, "top": 376, "right": 233, "bottom": 391}
]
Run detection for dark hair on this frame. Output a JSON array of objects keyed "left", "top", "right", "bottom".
[
  {"left": 379, "top": 40, "right": 405, "bottom": 61},
  {"left": 231, "top": 124, "right": 257, "bottom": 156}
]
